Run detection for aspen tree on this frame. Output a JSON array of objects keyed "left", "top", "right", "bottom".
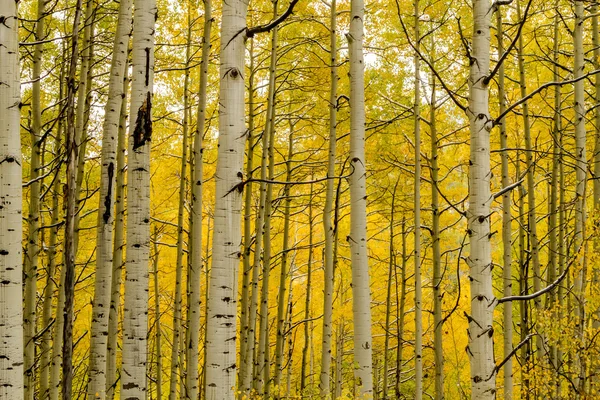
[
  {"left": 300, "top": 181, "right": 314, "bottom": 393},
  {"left": 573, "top": 0, "right": 587, "bottom": 393},
  {"left": 348, "top": 0, "right": 373, "bottom": 395},
  {"left": 495, "top": 8, "right": 513, "bottom": 400},
  {"left": 396, "top": 219, "right": 407, "bottom": 397},
  {"left": 0, "top": 0, "right": 23, "bottom": 397},
  {"left": 169, "top": 11, "right": 192, "bottom": 398},
  {"left": 257, "top": 4, "right": 279, "bottom": 394},
  {"left": 320, "top": 0, "right": 337, "bottom": 396},
  {"left": 592, "top": 0, "right": 600, "bottom": 337},
  {"left": 467, "top": 0, "right": 496, "bottom": 396},
  {"left": 412, "top": 3, "right": 423, "bottom": 397},
  {"left": 152, "top": 229, "right": 163, "bottom": 400},
  {"left": 204, "top": 0, "right": 249, "bottom": 397},
  {"left": 274, "top": 123, "right": 294, "bottom": 394},
  {"left": 24, "top": 0, "right": 45, "bottom": 391},
  {"left": 241, "top": 38, "right": 260, "bottom": 397},
  {"left": 62, "top": 0, "right": 84, "bottom": 396},
  {"left": 120, "top": 0, "right": 157, "bottom": 395},
  {"left": 87, "top": 0, "right": 132, "bottom": 394},
  {"left": 106, "top": 66, "right": 130, "bottom": 400},
  {"left": 186, "top": 1, "right": 211, "bottom": 398},
  {"left": 430, "top": 51, "right": 443, "bottom": 400}
]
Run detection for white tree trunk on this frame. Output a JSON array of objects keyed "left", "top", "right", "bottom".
[
  {"left": 348, "top": 0, "right": 373, "bottom": 395},
  {"left": 0, "top": 1, "right": 23, "bottom": 396},
  {"left": 87, "top": 0, "right": 132, "bottom": 396},
  {"left": 320, "top": 1, "right": 337, "bottom": 396},
  {"left": 120, "top": 0, "right": 156, "bottom": 395},
  {"left": 204, "top": 0, "right": 249, "bottom": 398},
  {"left": 186, "top": 1, "right": 211, "bottom": 398},
  {"left": 467, "top": 0, "right": 496, "bottom": 398}
]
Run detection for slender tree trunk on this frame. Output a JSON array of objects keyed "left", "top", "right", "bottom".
[
  {"left": 169, "top": 15, "right": 192, "bottom": 399},
  {"left": 87, "top": 0, "right": 132, "bottom": 395},
  {"left": 24, "top": 0, "right": 46, "bottom": 392},
  {"left": 495, "top": 8, "right": 513, "bottom": 400},
  {"left": 467, "top": 0, "right": 496, "bottom": 397},
  {"left": 40, "top": 64, "right": 64, "bottom": 400},
  {"left": 186, "top": 2, "right": 211, "bottom": 398},
  {"left": 320, "top": 1, "right": 337, "bottom": 396},
  {"left": 300, "top": 182, "right": 314, "bottom": 393},
  {"left": 274, "top": 124, "right": 294, "bottom": 395},
  {"left": 62, "top": 1, "right": 84, "bottom": 397},
  {"left": 153, "top": 229, "right": 163, "bottom": 400},
  {"left": 396, "top": 220, "right": 407, "bottom": 397},
  {"left": 383, "top": 180, "right": 399, "bottom": 400},
  {"left": 257, "top": 6, "right": 279, "bottom": 395},
  {"left": 412, "top": 3, "right": 423, "bottom": 397},
  {"left": 241, "top": 38, "right": 260, "bottom": 398},
  {"left": 120, "top": 0, "right": 157, "bottom": 395},
  {"left": 0, "top": 1, "right": 23, "bottom": 396},
  {"left": 573, "top": 0, "right": 587, "bottom": 394},
  {"left": 204, "top": 0, "right": 249, "bottom": 397},
  {"left": 348, "top": 0, "right": 373, "bottom": 394},
  {"left": 105, "top": 61, "right": 130, "bottom": 400}
]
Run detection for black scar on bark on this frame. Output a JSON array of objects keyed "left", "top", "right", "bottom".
[
  {"left": 102, "top": 162, "right": 115, "bottom": 224},
  {"left": 133, "top": 92, "right": 152, "bottom": 151}
]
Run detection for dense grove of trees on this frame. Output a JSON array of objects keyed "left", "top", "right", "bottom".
[{"left": 2, "top": 0, "right": 600, "bottom": 398}]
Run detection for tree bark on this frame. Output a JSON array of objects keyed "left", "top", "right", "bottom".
[
  {"left": 0, "top": 1, "right": 23, "bottom": 396},
  {"left": 203, "top": 0, "right": 249, "bottom": 397},
  {"left": 120, "top": 0, "right": 157, "bottom": 395},
  {"left": 348, "top": 0, "right": 373, "bottom": 394}
]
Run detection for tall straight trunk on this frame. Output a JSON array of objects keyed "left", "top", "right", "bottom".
[
  {"left": 412, "top": 3, "right": 423, "bottom": 398},
  {"left": 592, "top": 0, "right": 600, "bottom": 337},
  {"left": 515, "top": 2, "right": 543, "bottom": 368},
  {"left": 186, "top": 2, "right": 211, "bottom": 398},
  {"left": 40, "top": 64, "right": 64, "bottom": 400},
  {"left": 320, "top": 0, "right": 337, "bottom": 396},
  {"left": 430, "top": 56, "right": 443, "bottom": 400},
  {"left": 573, "top": 0, "right": 587, "bottom": 393},
  {"left": 106, "top": 63, "right": 130, "bottom": 400},
  {"left": 467, "top": 0, "right": 496, "bottom": 397},
  {"left": 383, "top": 180, "right": 399, "bottom": 400},
  {"left": 274, "top": 125, "right": 294, "bottom": 393},
  {"left": 241, "top": 38, "right": 260, "bottom": 398},
  {"left": 300, "top": 182, "right": 314, "bottom": 393},
  {"left": 169, "top": 15, "right": 192, "bottom": 399},
  {"left": 348, "top": 0, "right": 373, "bottom": 395},
  {"left": 496, "top": 9, "right": 513, "bottom": 400},
  {"left": 548, "top": 6, "right": 561, "bottom": 390},
  {"left": 87, "top": 0, "right": 132, "bottom": 395},
  {"left": 257, "top": 6, "right": 279, "bottom": 395},
  {"left": 120, "top": 0, "right": 157, "bottom": 395},
  {"left": 396, "top": 220, "right": 407, "bottom": 397},
  {"left": 0, "top": 1, "right": 23, "bottom": 396},
  {"left": 204, "top": 0, "right": 249, "bottom": 397},
  {"left": 62, "top": 1, "right": 84, "bottom": 397},
  {"left": 239, "top": 37, "right": 255, "bottom": 399},
  {"left": 24, "top": 0, "right": 46, "bottom": 392},
  {"left": 152, "top": 230, "right": 163, "bottom": 400},
  {"left": 516, "top": 154, "right": 530, "bottom": 400},
  {"left": 334, "top": 320, "right": 344, "bottom": 399}
]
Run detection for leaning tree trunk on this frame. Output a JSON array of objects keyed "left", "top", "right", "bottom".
[
  {"left": 0, "top": 1, "right": 23, "bottom": 397},
  {"left": 87, "top": 0, "right": 132, "bottom": 395},
  {"left": 467, "top": 0, "right": 496, "bottom": 397},
  {"left": 204, "top": 0, "right": 249, "bottom": 398},
  {"left": 320, "top": 0, "right": 337, "bottom": 396},
  {"left": 348, "top": 0, "right": 373, "bottom": 395},
  {"left": 120, "top": 0, "right": 157, "bottom": 395},
  {"left": 496, "top": 8, "right": 513, "bottom": 400}
]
